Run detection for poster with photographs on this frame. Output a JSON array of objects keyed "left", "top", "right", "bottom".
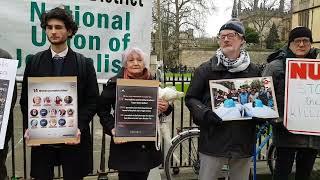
[
  {"left": 0, "top": 58, "right": 18, "bottom": 149},
  {"left": 114, "top": 79, "right": 159, "bottom": 142},
  {"left": 27, "top": 77, "right": 78, "bottom": 145},
  {"left": 209, "top": 77, "right": 279, "bottom": 121}
]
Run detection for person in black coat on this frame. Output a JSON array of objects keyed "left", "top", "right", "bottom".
[
  {"left": 0, "top": 48, "right": 17, "bottom": 180},
  {"left": 185, "top": 19, "right": 261, "bottom": 180},
  {"left": 263, "top": 26, "right": 320, "bottom": 180},
  {"left": 19, "top": 7, "right": 99, "bottom": 180},
  {"left": 98, "top": 47, "right": 172, "bottom": 180}
]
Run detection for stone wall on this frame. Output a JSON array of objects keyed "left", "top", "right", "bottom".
[{"left": 179, "top": 49, "right": 273, "bottom": 68}]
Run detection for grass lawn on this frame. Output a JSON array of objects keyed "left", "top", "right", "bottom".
[
  {"left": 162, "top": 72, "right": 191, "bottom": 94},
  {"left": 175, "top": 83, "right": 189, "bottom": 94}
]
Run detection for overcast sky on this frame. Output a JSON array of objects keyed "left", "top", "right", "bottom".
[
  {"left": 205, "top": 0, "right": 291, "bottom": 36},
  {"left": 205, "top": 0, "right": 234, "bottom": 37}
]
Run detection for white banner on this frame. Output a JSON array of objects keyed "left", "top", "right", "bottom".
[
  {"left": 284, "top": 58, "right": 320, "bottom": 135},
  {"left": 0, "top": 0, "right": 152, "bottom": 79},
  {"left": 0, "top": 58, "right": 18, "bottom": 149}
]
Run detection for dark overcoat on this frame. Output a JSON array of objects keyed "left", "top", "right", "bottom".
[
  {"left": 263, "top": 47, "right": 320, "bottom": 149},
  {"left": 98, "top": 70, "right": 172, "bottom": 172},
  {"left": 19, "top": 48, "right": 99, "bottom": 177},
  {"left": 185, "top": 56, "right": 261, "bottom": 158}
]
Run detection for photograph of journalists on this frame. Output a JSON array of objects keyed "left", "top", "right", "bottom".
[{"left": 210, "top": 77, "right": 279, "bottom": 120}]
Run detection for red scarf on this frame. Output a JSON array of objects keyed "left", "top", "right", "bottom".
[{"left": 123, "top": 68, "right": 151, "bottom": 80}]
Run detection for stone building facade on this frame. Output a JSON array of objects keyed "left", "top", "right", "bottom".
[{"left": 292, "top": 0, "right": 320, "bottom": 48}]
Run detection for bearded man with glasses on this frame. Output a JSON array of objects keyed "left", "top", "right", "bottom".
[
  {"left": 263, "top": 26, "right": 320, "bottom": 180},
  {"left": 185, "top": 18, "right": 261, "bottom": 180}
]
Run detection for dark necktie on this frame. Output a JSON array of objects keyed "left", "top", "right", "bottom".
[{"left": 53, "top": 56, "right": 64, "bottom": 75}]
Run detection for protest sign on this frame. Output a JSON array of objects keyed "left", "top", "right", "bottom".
[
  {"left": 27, "top": 76, "right": 78, "bottom": 145},
  {"left": 0, "top": 58, "right": 18, "bottom": 149},
  {"left": 114, "top": 79, "right": 159, "bottom": 142},
  {"left": 284, "top": 58, "right": 320, "bottom": 135}
]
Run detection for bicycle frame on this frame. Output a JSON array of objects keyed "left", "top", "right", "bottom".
[
  {"left": 255, "top": 121, "right": 273, "bottom": 156},
  {"left": 253, "top": 121, "right": 273, "bottom": 180},
  {"left": 165, "top": 123, "right": 273, "bottom": 180}
]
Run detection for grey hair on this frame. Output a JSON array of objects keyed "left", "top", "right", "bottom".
[{"left": 122, "top": 47, "right": 149, "bottom": 68}]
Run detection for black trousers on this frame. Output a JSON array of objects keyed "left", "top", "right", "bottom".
[
  {"left": 273, "top": 147, "right": 318, "bottom": 180},
  {"left": 0, "top": 141, "right": 9, "bottom": 180},
  {"left": 31, "top": 145, "right": 85, "bottom": 180},
  {"left": 0, "top": 130, "right": 12, "bottom": 180},
  {"left": 118, "top": 171, "right": 150, "bottom": 180}
]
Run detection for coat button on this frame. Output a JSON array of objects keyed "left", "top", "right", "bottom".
[{"left": 141, "top": 145, "right": 146, "bottom": 149}]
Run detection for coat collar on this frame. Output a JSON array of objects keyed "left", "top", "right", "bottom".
[
  {"left": 210, "top": 56, "right": 226, "bottom": 71},
  {"left": 109, "top": 68, "right": 154, "bottom": 83},
  {"left": 47, "top": 47, "right": 75, "bottom": 60},
  {"left": 267, "top": 46, "right": 320, "bottom": 63},
  {"left": 41, "top": 47, "right": 77, "bottom": 76},
  {"left": 50, "top": 47, "right": 68, "bottom": 58}
]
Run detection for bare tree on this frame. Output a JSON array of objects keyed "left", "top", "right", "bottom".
[
  {"left": 153, "top": 0, "right": 215, "bottom": 67},
  {"left": 241, "top": 0, "right": 278, "bottom": 41},
  {"left": 240, "top": 0, "right": 288, "bottom": 47}
]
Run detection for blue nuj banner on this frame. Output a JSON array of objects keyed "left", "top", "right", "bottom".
[{"left": 0, "top": 0, "right": 152, "bottom": 80}]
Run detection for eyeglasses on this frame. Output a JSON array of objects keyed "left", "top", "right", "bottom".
[
  {"left": 217, "top": 32, "right": 242, "bottom": 40},
  {"left": 293, "top": 38, "right": 310, "bottom": 45}
]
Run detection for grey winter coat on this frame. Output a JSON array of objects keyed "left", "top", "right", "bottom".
[
  {"left": 185, "top": 56, "right": 261, "bottom": 158},
  {"left": 262, "top": 46, "right": 320, "bottom": 149}
]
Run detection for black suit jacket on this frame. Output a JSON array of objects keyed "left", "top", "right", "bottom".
[
  {"left": 19, "top": 48, "right": 99, "bottom": 175},
  {"left": 20, "top": 48, "right": 99, "bottom": 131}
]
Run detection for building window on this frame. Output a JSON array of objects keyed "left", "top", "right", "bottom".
[{"left": 298, "top": 10, "right": 309, "bottom": 27}]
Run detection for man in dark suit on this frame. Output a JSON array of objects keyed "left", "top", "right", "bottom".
[
  {"left": 19, "top": 7, "right": 99, "bottom": 180},
  {"left": 0, "top": 48, "right": 17, "bottom": 180}
]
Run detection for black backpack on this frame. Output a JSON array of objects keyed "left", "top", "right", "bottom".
[{"left": 29, "top": 51, "right": 87, "bottom": 82}]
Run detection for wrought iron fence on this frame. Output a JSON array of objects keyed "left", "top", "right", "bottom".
[{"left": 6, "top": 73, "right": 272, "bottom": 179}]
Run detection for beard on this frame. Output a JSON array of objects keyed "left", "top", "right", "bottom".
[
  {"left": 222, "top": 46, "right": 236, "bottom": 54},
  {"left": 47, "top": 36, "right": 68, "bottom": 46}
]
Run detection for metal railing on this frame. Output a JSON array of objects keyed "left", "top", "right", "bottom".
[
  {"left": 6, "top": 74, "right": 272, "bottom": 179},
  {"left": 8, "top": 77, "right": 109, "bottom": 179}
]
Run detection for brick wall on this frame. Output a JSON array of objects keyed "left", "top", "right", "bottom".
[{"left": 179, "top": 49, "right": 273, "bottom": 68}]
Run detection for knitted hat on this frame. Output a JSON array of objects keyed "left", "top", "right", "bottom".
[
  {"left": 288, "top": 26, "right": 313, "bottom": 45},
  {"left": 219, "top": 18, "right": 245, "bottom": 35}
]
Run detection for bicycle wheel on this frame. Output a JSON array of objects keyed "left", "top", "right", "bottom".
[
  {"left": 164, "top": 131, "right": 200, "bottom": 180},
  {"left": 266, "top": 143, "right": 276, "bottom": 174}
]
